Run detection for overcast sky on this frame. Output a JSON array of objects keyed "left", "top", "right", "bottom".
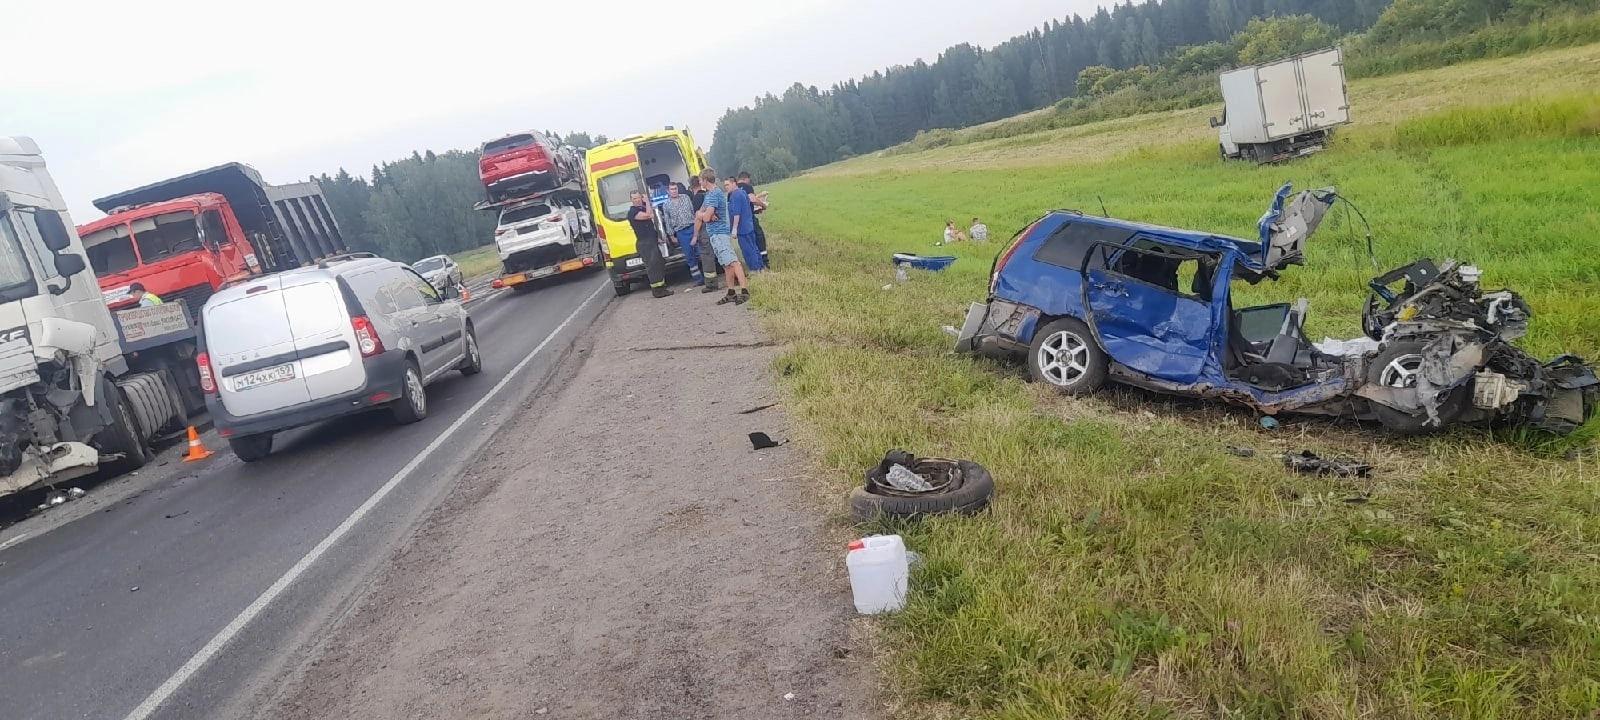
[{"left": 3, "top": 0, "right": 1105, "bottom": 221}]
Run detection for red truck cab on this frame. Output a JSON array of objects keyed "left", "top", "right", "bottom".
[{"left": 80, "top": 193, "right": 261, "bottom": 318}]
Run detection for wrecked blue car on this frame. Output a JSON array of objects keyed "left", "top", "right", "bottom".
[{"left": 954, "top": 184, "right": 1597, "bottom": 434}]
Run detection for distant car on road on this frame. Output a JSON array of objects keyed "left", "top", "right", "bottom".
[
  {"left": 412, "top": 254, "right": 462, "bottom": 291},
  {"left": 199, "top": 254, "right": 482, "bottom": 461},
  {"left": 478, "top": 131, "right": 575, "bottom": 203}
]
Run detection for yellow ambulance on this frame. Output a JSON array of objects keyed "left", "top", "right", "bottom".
[{"left": 584, "top": 128, "right": 707, "bottom": 296}]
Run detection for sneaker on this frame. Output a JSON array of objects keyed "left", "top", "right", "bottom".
[
  {"left": 651, "top": 287, "right": 672, "bottom": 298},
  {"left": 715, "top": 293, "right": 736, "bottom": 305}
]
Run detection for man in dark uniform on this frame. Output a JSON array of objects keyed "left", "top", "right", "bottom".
[
  {"left": 736, "top": 171, "right": 769, "bottom": 269},
  {"left": 627, "top": 191, "right": 671, "bottom": 298}
]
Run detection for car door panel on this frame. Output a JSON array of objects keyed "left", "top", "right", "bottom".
[
  {"left": 1086, "top": 268, "right": 1211, "bottom": 381},
  {"left": 405, "top": 270, "right": 454, "bottom": 377}
]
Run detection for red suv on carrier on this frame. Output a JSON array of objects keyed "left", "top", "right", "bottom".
[{"left": 479, "top": 131, "right": 572, "bottom": 202}]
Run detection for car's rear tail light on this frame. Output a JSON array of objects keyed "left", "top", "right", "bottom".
[
  {"left": 990, "top": 219, "right": 1042, "bottom": 294},
  {"left": 351, "top": 315, "right": 384, "bottom": 357},
  {"left": 196, "top": 352, "right": 217, "bottom": 395}
]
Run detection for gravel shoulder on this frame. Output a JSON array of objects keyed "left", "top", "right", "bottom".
[{"left": 263, "top": 285, "right": 878, "bottom": 719}]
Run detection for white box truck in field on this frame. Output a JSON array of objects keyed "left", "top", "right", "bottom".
[
  {"left": 1211, "top": 47, "right": 1350, "bottom": 163},
  {"left": 0, "top": 137, "right": 185, "bottom": 498}
]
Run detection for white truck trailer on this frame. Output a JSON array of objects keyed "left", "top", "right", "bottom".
[
  {"left": 1211, "top": 47, "right": 1350, "bottom": 163},
  {"left": 0, "top": 137, "right": 185, "bottom": 498}
]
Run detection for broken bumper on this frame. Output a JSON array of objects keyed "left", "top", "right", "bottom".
[{"left": 953, "top": 301, "right": 1032, "bottom": 357}]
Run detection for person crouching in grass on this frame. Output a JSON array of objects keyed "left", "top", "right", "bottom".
[{"left": 695, "top": 169, "right": 749, "bottom": 305}]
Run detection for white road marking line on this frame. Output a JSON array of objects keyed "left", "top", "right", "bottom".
[
  {"left": 0, "top": 533, "right": 28, "bottom": 553},
  {"left": 123, "top": 277, "right": 608, "bottom": 720}
]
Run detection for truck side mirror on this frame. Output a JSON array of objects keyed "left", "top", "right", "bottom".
[
  {"left": 53, "top": 252, "right": 87, "bottom": 280},
  {"left": 34, "top": 209, "right": 73, "bottom": 252},
  {"left": 1208, "top": 116, "right": 1222, "bottom": 128}
]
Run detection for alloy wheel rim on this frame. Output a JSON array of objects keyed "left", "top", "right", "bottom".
[
  {"left": 1038, "top": 330, "right": 1090, "bottom": 386},
  {"left": 1379, "top": 354, "right": 1423, "bottom": 388}
]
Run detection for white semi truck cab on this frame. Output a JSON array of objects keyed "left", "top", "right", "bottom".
[{"left": 0, "top": 137, "right": 181, "bottom": 497}]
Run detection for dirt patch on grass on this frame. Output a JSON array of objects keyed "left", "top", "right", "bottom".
[{"left": 262, "top": 288, "right": 879, "bottom": 719}]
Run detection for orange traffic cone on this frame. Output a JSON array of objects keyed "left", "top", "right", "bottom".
[
  {"left": 461, "top": 285, "right": 472, "bottom": 302},
  {"left": 182, "top": 426, "right": 213, "bottom": 462}
]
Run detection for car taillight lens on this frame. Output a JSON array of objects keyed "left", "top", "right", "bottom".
[
  {"left": 352, "top": 315, "right": 384, "bottom": 357},
  {"left": 196, "top": 352, "right": 217, "bottom": 394},
  {"left": 596, "top": 225, "right": 606, "bottom": 240},
  {"left": 990, "top": 219, "right": 1042, "bottom": 294}
]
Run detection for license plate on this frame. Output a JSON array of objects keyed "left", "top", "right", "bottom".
[
  {"left": 626, "top": 258, "right": 643, "bottom": 268},
  {"left": 531, "top": 267, "right": 556, "bottom": 278},
  {"left": 234, "top": 363, "right": 296, "bottom": 390},
  {"left": 558, "top": 260, "right": 584, "bottom": 272}
]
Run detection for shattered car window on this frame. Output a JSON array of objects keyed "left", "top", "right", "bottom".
[{"left": 1105, "top": 240, "right": 1215, "bottom": 301}]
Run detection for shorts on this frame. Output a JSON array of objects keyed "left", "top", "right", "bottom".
[{"left": 708, "top": 233, "right": 738, "bottom": 266}]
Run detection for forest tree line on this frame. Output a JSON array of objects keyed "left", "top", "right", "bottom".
[{"left": 707, "top": 0, "right": 1600, "bottom": 179}]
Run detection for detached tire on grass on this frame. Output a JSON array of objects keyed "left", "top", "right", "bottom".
[{"left": 849, "top": 459, "right": 995, "bottom": 522}]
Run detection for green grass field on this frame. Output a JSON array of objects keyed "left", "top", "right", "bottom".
[
  {"left": 751, "top": 46, "right": 1600, "bottom": 719},
  {"left": 450, "top": 244, "right": 500, "bottom": 281}
]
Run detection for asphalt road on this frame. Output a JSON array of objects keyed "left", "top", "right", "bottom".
[{"left": 0, "top": 272, "right": 611, "bottom": 720}]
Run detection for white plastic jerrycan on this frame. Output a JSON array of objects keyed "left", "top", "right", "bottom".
[{"left": 846, "top": 534, "right": 910, "bottom": 614}]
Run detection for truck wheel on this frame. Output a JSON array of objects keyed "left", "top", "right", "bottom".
[
  {"left": 228, "top": 434, "right": 273, "bottom": 462},
  {"left": 1366, "top": 340, "right": 1468, "bottom": 435},
  {"left": 459, "top": 328, "right": 483, "bottom": 376},
  {"left": 97, "top": 389, "right": 149, "bottom": 474},
  {"left": 390, "top": 361, "right": 428, "bottom": 424},
  {"left": 1028, "top": 317, "right": 1108, "bottom": 395}
]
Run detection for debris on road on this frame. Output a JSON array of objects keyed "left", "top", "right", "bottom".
[
  {"left": 1225, "top": 445, "right": 1257, "bottom": 458},
  {"left": 1283, "top": 450, "right": 1372, "bottom": 478},
  {"left": 738, "top": 402, "right": 778, "bottom": 415},
  {"left": 748, "top": 432, "right": 784, "bottom": 450},
  {"left": 36, "top": 486, "right": 89, "bottom": 512}
]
